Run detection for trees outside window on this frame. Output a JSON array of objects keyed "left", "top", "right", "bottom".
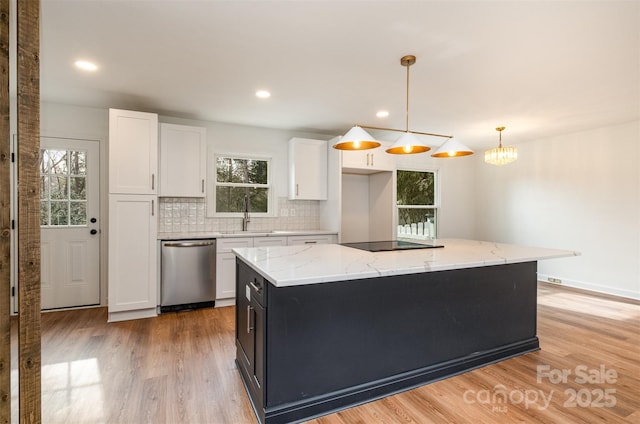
[
  {"left": 40, "top": 148, "right": 87, "bottom": 226},
  {"left": 214, "top": 156, "right": 270, "bottom": 214}
]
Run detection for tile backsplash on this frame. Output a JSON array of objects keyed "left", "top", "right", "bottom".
[{"left": 158, "top": 197, "right": 321, "bottom": 233}]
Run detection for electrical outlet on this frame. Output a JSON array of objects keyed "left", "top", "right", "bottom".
[
  {"left": 548, "top": 277, "right": 562, "bottom": 284},
  {"left": 280, "top": 208, "right": 289, "bottom": 217},
  {"left": 290, "top": 208, "right": 296, "bottom": 217}
]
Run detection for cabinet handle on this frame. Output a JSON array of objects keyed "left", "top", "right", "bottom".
[
  {"left": 366, "top": 153, "right": 370, "bottom": 167},
  {"left": 304, "top": 240, "right": 317, "bottom": 244},
  {"left": 249, "top": 281, "right": 262, "bottom": 293},
  {"left": 164, "top": 241, "right": 215, "bottom": 247},
  {"left": 371, "top": 153, "right": 374, "bottom": 167},
  {"left": 296, "top": 183, "right": 299, "bottom": 196},
  {"left": 151, "top": 200, "right": 155, "bottom": 216},
  {"left": 151, "top": 174, "right": 155, "bottom": 190},
  {"left": 247, "top": 305, "right": 254, "bottom": 333},
  {"left": 202, "top": 179, "right": 205, "bottom": 193}
]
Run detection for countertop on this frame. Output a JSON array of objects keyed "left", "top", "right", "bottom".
[
  {"left": 232, "top": 238, "right": 579, "bottom": 287},
  {"left": 157, "top": 230, "right": 337, "bottom": 240}
]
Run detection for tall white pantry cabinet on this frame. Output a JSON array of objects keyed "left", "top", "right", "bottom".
[{"left": 108, "top": 108, "right": 159, "bottom": 322}]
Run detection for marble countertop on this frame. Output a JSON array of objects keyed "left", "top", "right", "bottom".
[
  {"left": 233, "top": 238, "right": 579, "bottom": 287},
  {"left": 157, "top": 229, "right": 337, "bottom": 240}
]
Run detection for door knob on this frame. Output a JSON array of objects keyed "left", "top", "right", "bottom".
[{"left": 90, "top": 229, "right": 98, "bottom": 235}]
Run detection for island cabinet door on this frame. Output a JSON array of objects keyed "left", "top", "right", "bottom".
[
  {"left": 253, "top": 300, "right": 265, "bottom": 391},
  {"left": 236, "top": 259, "right": 267, "bottom": 414},
  {"left": 236, "top": 270, "right": 254, "bottom": 370}
]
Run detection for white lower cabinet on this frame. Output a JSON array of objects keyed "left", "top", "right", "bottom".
[
  {"left": 216, "top": 238, "right": 253, "bottom": 302},
  {"left": 215, "top": 234, "right": 336, "bottom": 305},
  {"left": 108, "top": 194, "right": 157, "bottom": 322}
]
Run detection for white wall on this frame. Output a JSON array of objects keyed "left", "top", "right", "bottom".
[
  {"left": 341, "top": 174, "right": 372, "bottom": 243},
  {"left": 474, "top": 121, "right": 640, "bottom": 299}
]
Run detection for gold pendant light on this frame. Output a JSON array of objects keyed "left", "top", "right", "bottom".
[
  {"left": 484, "top": 126, "right": 517, "bottom": 165},
  {"left": 385, "top": 55, "right": 431, "bottom": 154},
  {"left": 332, "top": 125, "right": 380, "bottom": 150},
  {"left": 335, "top": 54, "right": 473, "bottom": 157},
  {"left": 430, "top": 137, "right": 474, "bottom": 157}
]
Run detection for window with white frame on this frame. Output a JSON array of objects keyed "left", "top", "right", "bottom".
[
  {"left": 212, "top": 155, "right": 272, "bottom": 216},
  {"left": 40, "top": 148, "right": 88, "bottom": 227},
  {"left": 396, "top": 169, "right": 438, "bottom": 239}
]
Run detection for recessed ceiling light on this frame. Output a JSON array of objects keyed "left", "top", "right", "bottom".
[
  {"left": 74, "top": 60, "right": 98, "bottom": 71},
  {"left": 376, "top": 110, "right": 389, "bottom": 118},
  {"left": 256, "top": 90, "right": 271, "bottom": 99}
]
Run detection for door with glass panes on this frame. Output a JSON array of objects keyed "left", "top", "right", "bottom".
[{"left": 40, "top": 137, "right": 100, "bottom": 309}]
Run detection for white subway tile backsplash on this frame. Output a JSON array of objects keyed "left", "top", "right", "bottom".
[{"left": 157, "top": 197, "right": 322, "bottom": 233}]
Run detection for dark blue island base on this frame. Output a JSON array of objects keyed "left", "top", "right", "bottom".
[{"left": 236, "top": 259, "right": 539, "bottom": 424}]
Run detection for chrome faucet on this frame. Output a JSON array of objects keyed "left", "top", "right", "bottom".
[{"left": 242, "top": 193, "right": 251, "bottom": 231}]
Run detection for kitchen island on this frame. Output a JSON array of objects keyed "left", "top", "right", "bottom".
[{"left": 233, "top": 239, "right": 578, "bottom": 424}]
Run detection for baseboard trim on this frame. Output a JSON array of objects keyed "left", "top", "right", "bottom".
[
  {"left": 262, "top": 338, "right": 540, "bottom": 424},
  {"left": 107, "top": 307, "right": 157, "bottom": 322},
  {"left": 538, "top": 274, "right": 639, "bottom": 300}
]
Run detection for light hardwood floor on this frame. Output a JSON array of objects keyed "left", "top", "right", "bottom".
[{"left": 10, "top": 283, "right": 640, "bottom": 423}]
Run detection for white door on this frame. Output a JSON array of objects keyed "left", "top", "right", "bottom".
[{"left": 40, "top": 137, "right": 100, "bottom": 309}]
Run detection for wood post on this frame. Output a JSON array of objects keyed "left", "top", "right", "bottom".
[
  {"left": 0, "top": 0, "right": 11, "bottom": 422},
  {"left": 17, "top": 0, "right": 41, "bottom": 422}
]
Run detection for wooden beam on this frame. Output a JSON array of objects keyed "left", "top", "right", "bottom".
[
  {"left": 16, "top": 0, "right": 41, "bottom": 423},
  {"left": 0, "top": 0, "right": 11, "bottom": 422}
]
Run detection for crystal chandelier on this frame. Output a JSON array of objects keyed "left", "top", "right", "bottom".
[{"left": 484, "top": 126, "right": 517, "bottom": 165}]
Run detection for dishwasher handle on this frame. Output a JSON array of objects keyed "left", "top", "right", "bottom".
[{"left": 163, "top": 241, "right": 216, "bottom": 248}]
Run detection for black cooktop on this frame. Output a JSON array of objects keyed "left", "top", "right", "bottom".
[{"left": 341, "top": 240, "right": 444, "bottom": 252}]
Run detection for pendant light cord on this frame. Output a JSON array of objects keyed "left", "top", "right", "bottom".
[
  {"left": 405, "top": 61, "right": 410, "bottom": 132},
  {"left": 496, "top": 126, "right": 505, "bottom": 148}
]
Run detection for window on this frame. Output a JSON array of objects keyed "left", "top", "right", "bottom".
[
  {"left": 212, "top": 155, "right": 271, "bottom": 215},
  {"left": 40, "top": 148, "right": 88, "bottom": 227},
  {"left": 396, "top": 169, "right": 438, "bottom": 239}
]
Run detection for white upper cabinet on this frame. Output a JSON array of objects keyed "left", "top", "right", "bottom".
[
  {"left": 159, "top": 123, "right": 207, "bottom": 197},
  {"left": 109, "top": 109, "right": 158, "bottom": 194},
  {"left": 341, "top": 141, "right": 396, "bottom": 174},
  {"left": 289, "top": 138, "right": 328, "bottom": 200}
]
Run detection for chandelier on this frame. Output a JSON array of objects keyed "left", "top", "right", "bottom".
[{"left": 484, "top": 127, "right": 517, "bottom": 165}]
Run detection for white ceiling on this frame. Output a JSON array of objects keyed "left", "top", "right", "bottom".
[{"left": 36, "top": 0, "right": 640, "bottom": 149}]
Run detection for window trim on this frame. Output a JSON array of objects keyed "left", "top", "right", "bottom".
[
  {"left": 395, "top": 167, "right": 440, "bottom": 239},
  {"left": 207, "top": 153, "right": 275, "bottom": 218},
  {"left": 40, "top": 147, "right": 90, "bottom": 228}
]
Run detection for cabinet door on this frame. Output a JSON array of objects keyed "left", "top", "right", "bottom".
[
  {"left": 341, "top": 142, "right": 395, "bottom": 173},
  {"left": 216, "top": 237, "right": 254, "bottom": 299},
  {"left": 217, "top": 253, "right": 238, "bottom": 299},
  {"left": 236, "top": 262, "right": 254, "bottom": 370},
  {"left": 108, "top": 194, "right": 157, "bottom": 313},
  {"left": 341, "top": 149, "right": 368, "bottom": 170},
  {"left": 289, "top": 138, "right": 328, "bottom": 200},
  {"left": 159, "top": 123, "right": 207, "bottom": 197},
  {"left": 109, "top": 109, "right": 158, "bottom": 194},
  {"left": 253, "top": 299, "right": 265, "bottom": 393}
]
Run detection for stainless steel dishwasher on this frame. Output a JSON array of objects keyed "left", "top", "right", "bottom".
[{"left": 160, "top": 239, "right": 216, "bottom": 313}]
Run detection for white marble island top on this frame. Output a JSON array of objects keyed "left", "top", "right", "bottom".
[{"left": 232, "top": 238, "right": 579, "bottom": 287}]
